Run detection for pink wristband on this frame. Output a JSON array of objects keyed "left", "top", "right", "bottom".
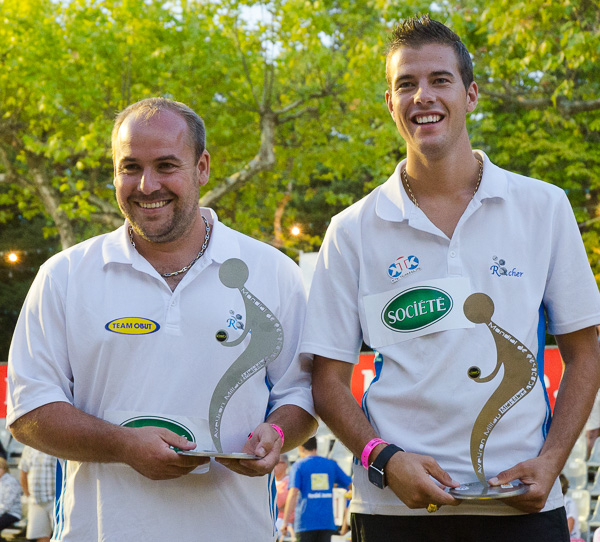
[
  {"left": 270, "top": 424, "right": 285, "bottom": 446},
  {"left": 361, "top": 438, "right": 388, "bottom": 469}
]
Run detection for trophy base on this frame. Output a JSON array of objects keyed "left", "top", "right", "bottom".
[{"left": 449, "top": 480, "right": 527, "bottom": 500}]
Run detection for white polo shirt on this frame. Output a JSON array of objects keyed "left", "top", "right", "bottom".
[
  {"left": 301, "top": 152, "right": 600, "bottom": 516},
  {"left": 8, "top": 209, "right": 314, "bottom": 541}
]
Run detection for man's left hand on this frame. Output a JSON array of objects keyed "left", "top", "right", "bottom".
[
  {"left": 488, "top": 456, "right": 557, "bottom": 513},
  {"left": 216, "top": 423, "right": 282, "bottom": 476}
]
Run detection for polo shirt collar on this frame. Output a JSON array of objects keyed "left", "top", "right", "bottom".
[
  {"left": 375, "top": 150, "right": 508, "bottom": 223},
  {"left": 202, "top": 208, "right": 241, "bottom": 264}
]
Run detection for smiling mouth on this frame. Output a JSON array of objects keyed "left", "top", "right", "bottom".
[
  {"left": 414, "top": 114, "right": 443, "bottom": 125},
  {"left": 137, "top": 200, "right": 169, "bottom": 209}
]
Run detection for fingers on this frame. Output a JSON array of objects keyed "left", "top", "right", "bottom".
[
  {"left": 426, "top": 459, "right": 460, "bottom": 490},
  {"left": 216, "top": 448, "right": 278, "bottom": 477},
  {"left": 217, "top": 423, "right": 282, "bottom": 477},
  {"left": 123, "top": 427, "right": 209, "bottom": 480},
  {"left": 385, "top": 452, "right": 461, "bottom": 509},
  {"left": 488, "top": 460, "right": 553, "bottom": 513},
  {"left": 163, "top": 431, "right": 198, "bottom": 452}
]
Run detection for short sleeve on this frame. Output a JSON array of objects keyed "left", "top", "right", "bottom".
[
  {"left": 544, "top": 192, "right": 600, "bottom": 335},
  {"left": 301, "top": 215, "right": 363, "bottom": 364}
]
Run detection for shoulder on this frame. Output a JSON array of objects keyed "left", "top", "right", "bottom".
[
  {"left": 492, "top": 161, "right": 568, "bottom": 204},
  {"left": 38, "top": 231, "right": 117, "bottom": 277},
  {"left": 214, "top": 221, "right": 303, "bottom": 288},
  {"left": 328, "top": 187, "right": 382, "bottom": 233}
]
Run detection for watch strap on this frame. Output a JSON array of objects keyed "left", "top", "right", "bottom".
[
  {"left": 371, "top": 443, "right": 404, "bottom": 471},
  {"left": 368, "top": 444, "right": 404, "bottom": 489}
]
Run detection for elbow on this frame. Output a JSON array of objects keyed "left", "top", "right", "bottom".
[{"left": 9, "top": 417, "right": 28, "bottom": 445}]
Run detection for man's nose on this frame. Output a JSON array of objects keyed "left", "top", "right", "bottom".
[
  {"left": 138, "top": 169, "right": 160, "bottom": 194},
  {"left": 414, "top": 84, "right": 435, "bottom": 104}
]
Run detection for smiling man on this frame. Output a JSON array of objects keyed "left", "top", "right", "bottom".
[
  {"left": 7, "top": 97, "right": 316, "bottom": 541},
  {"left": 302, "top": 15, "right": 600, "bottom": 542}
]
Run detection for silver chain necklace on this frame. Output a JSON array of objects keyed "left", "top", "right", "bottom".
[
  {"left": 402, "top": 159, "right": 483, "bottom": 209},
  {"left": 128, "top": 215, "right": 211, "bottom": 277}
]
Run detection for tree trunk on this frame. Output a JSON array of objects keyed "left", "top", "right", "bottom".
[{"left": 27, "top": 155, "right": 77, "bottom": 249}]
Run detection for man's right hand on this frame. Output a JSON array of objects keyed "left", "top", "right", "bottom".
[
  {"left": 122, "top": 426, "right": 209, "bottom": 480},
  {"left": 384, "top": 450, "right": 461, "bottom": 509}
]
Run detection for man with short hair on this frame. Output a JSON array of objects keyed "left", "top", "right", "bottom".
[
  {"left": 281, "top": 437, "right": 351, "bottom": 542},
  {"left": 8, "top": 97, "right": 316, "bottom": 541},
  {"left": 302, "top": 15, "right": 600, "bottom": 542},
  {"left": 19, "top": 446, "right": 56, "bottom": 542}
]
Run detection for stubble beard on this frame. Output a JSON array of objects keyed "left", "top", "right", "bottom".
[{"left": 123, "top": 198, "right": 200, "bottom": 245}]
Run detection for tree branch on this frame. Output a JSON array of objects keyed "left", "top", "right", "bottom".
[
  {"left": 87, "top": 194, "right": 122, "bottom": 221},
  {"left": 26, "top": 154, "right": 76, "bottom": 249},
  {"left": 279, "top": 106, "right": 319, "bottom": 124},
  {"left": 480, "top": 87, "right": 600, "bottom": 115},
  {"left": 199, "top": 111, "right": 277, "bottom": 207},
  {"left": 234, "top": 26, "right": 261, "bottom": 110}
]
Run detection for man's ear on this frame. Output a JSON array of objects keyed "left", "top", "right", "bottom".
[
  {"left": 197, "top": 150, "right": 210, "bottom": 186},
  {"left": 466, "top": 81, "right": 478, "bottom": 113}
]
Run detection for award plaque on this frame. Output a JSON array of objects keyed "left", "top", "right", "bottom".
[
  {"left": 450, "top": 480, "right": 527, "bottom": 500},
  {"left": 207, "top": 258, "right": 284, "bottom": 453},
  {"left": 449, "top": 293, "right": 535, "bottom": 500}
]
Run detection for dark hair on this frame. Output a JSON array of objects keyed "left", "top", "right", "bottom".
[
  {"left": 559, "top": 473, "right": 569, "bottom": 495},
  {"left": 301, "top": 436, "right": 318, "bottom": 452},
  {"left": 112, "top": 97, "right": 206, "bottom": 163},
  {"left": 386, "top": 14, "right": 473, "bottom": 91}
]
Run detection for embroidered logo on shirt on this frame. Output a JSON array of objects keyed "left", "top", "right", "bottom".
[
  {"left": 387, "top": 255, "right": 420, "bottom": 283},
  {"left": 382, "top": 286, "right": 452, "bottom": 332},
  {"left": 105, "top": 317, "right": 160, "bottom": 335},
  {"left": 490, "top": 255, "right": 524, "bottom": 278}
]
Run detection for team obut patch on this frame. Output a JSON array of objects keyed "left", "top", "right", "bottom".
[
  {"left": 382, "top": 286, "right": 453, "bottom": 332},
  {"left": 105, "top": 317, "right": 160, "bottom": 335}
]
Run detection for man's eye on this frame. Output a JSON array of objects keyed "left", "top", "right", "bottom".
[
  {"left": 434, "top": 78, "right": 450, "bottom": 84},
  {"left": 120, "top": 164, "right": 139, "bottom": 173}
]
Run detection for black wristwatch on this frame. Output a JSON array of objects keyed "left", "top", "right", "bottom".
[{"left": 368, "top": 444, "right": 404, "bottom": 489}]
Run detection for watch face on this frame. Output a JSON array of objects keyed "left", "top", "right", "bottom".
[{"left": 368, "top": 465, "right": 385, "bottom": 489}]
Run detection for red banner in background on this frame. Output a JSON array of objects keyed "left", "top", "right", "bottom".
[
  {"left": 352, "top": 348, "right": 564, "bottom": 412},
  {"left": 0, "top": 363, "right": 6, "bottom": 419}
]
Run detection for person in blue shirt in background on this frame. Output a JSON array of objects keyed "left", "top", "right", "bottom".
[{"left": 281, "top": 437, "right": 352, "bottom": 542}]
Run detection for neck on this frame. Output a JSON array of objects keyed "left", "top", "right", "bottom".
[
  {"left": 404, "top": 147, "right": 481, "bottom": 197},
  {"left": 129, "top": 210, "right": 210, "bottom": 281}
]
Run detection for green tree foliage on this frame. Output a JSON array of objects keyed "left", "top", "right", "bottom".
[{"left": 448, "top": 0, "right": 600, "bottom": 279}]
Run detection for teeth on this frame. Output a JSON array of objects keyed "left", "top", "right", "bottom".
[
  {"left": 415, "top": 115, "right": 441, "bottom": 124},
  {"left": 139, "top": 201, "right": 168, "bottom": 209}
]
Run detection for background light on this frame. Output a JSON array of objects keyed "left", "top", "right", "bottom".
[
  {"left": 291, "top": 226, "right": 301, "bottom": 236},
  {"left": 7, "top": 253, "right": 18, "bottom": 263}
]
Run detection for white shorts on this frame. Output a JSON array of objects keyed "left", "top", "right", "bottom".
[{"left": 26, "top": 500, "right": 53, "bottom": 539}]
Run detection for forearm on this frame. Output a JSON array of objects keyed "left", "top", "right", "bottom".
[
  {"left": 10, "top": 402, "right": 135, "bottom": 464},
  {"left": 282, "top": 487, "right": 299, "bottom": 525},
  {"left": 539, "top": 327, "right": 600, "bottom": 474},
  {"left": 19, "top": 471, "right": 29, "bottom": 497},
  {"left": 312, "top": 356, "right": 380, "bottom": 459},
  {"left": 313, "top": 355, "right": 459, "bottom": 508},
  {"left": 266, "top": 404, "right": 317, "bottom": 453},
  {"left": 9, "top": 402, "right": 204, "bottom": 480}
]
